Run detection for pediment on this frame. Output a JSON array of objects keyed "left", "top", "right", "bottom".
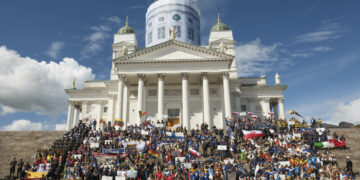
[{"left": 114, "top": 40, "right": 234, "bottom": 63}]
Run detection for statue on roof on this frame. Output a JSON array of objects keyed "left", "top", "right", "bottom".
[
  {"left": 169, "top": 29, "right": 177, "bottom": 40},
  {"left": 275, "top": 73, "right": 281, "bottom": 85},
  {"left": 72, "top": 78, "right": 76, "bottom": 89},
  {"left": 121, "top": 44, "right": 128, "bottom": 56},
  {"left": 219, "top": 42, "right": 227, "bottom": 53}
]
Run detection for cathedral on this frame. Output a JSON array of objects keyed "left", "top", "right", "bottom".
[{"left": 65, "top": 0, "right": 287, "bottom": 130}]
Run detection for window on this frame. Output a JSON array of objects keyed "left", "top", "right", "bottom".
[
  {"left": 187, "top": 27, "right": 194, "bottom": 40},
  {"left": 158, "top": 26, "right": 165, "bottom": 39},
  {"left": 241, "top": 105, "right": 247, "bottom": 112},
  {"left": 165, "top": 89, "right": 181, "bottom": 96},
  {"left": 147, "top": 31, "right": 152, "bottom": 44},
  {"left": 190, "top": 89, "right": 199, "bottom": 95},
  {"left": 103, "top": 107, "right": 108, "bottom": 113},
  {"left": 172, "top": 14, "right": 181, "bottom": 21},
  {"left": 188, "top": 18, "right": 193, "bottom": 24},
  {"left": 173, "top": 25, "right": 181, "bottom": 38},
  {"left": 159, "top": 17, "right": 165, "bottom": 22},
  {"left": 148, "top": 89, "right": 157, "bottom": 96},
  {"left": 168, "top": 109, "right": 180, "bottom": 117},
  {"left": 210, "top": 88, "right": 217, "bottom": 95}
]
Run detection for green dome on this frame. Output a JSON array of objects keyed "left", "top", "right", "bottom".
[
  {"left": 117, "top": 25, "right": 135, "bottom": 34},
  {"left": 117, "top": 17, "right": 135, "bottom": 34},
  {"left": 211, "top": 22, "right": 230, "bottom": 32}
]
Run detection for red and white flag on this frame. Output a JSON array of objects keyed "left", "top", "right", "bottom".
[
  {"left": 268, "top": 112, "right": 274, "bottom": 116},
  {"left": 189, "top": 149, "right": 201, "bottom": 158},
  {"left": 242, "top": 130, "right": 264, "bottom": 140},
  {"left": 247, "top": 112, "right": 254, "bottom": 116},
  {"left": 232, "top": 112, "right": 239, "bottom": 116},
  {"left": 251, "top": 115, "right": 258, "bottom": 120}
]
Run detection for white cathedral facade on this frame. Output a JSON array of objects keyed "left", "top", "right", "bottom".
[{"left": 65, "top": 0, "right": 287, "bottom": 130}]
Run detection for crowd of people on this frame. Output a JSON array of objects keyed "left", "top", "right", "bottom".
[{"left": 8, "top": 114, "right": 355, "bottom": 180}]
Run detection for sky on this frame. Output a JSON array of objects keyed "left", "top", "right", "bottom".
[{"left": 0, "top": 0, "right": 360, "bottom": 130}]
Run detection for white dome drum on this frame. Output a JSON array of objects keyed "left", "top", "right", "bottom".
[{"left": 145, "top": 0, "right": 201, "bottom": 47}]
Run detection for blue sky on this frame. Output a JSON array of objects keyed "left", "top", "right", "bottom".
[{"left": 0, "top": 0, "right": 360, "bottom": 130}]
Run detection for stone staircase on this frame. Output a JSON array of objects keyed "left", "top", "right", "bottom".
[
  {"left": 329, "top": 128, "right": 360, "bottom": 174},
  {"left": 0, "top": 131, "right": 66, "bottom": 178}
]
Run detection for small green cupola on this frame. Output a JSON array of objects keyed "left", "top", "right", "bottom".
[
  {"left": 211, "top": 13, "right": 230, "bottom": 32},
  {"left": 117, "top": 16, "right": 135, "bottom": 34}
]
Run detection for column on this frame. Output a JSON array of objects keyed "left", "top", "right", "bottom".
[
  {"left": 278, "top": 98, "right": 286, "bottom": 120},
  {"left": 66, "top": 102, "right": 74, "bottom": 130},
  {"left": 223, "top": 72, "right": 231, "bottom": 119},
  {"left": 249, "top": 100, "right": 256, "bottom": 113},
  {"left": 157, "top": 74, "right": 165, "bottom": 120},
  {"left": 202, "top": 73, "right": 211, "bottom": 127},
  {"left": 116, "top": 75, "right": 125, "bottom": 120},
  {"left": 107, "top": 95, "right": 115, "bottom": 124},
  {"left": 137, "top": 74, "right": 145, "bottom": 124},
  {"left": 122, "top": 85, "right": 128, "bottom": 128},
  {"left": 260, "top": 98, "right": 271, "bottom": 118},
  {"left": 81, "top": 101, "right": 88, "bottom": 122},
  {"left": 182, "top": 73, "right": 190, "bottom": 129},
  {"left": 235, "top": 95, "right": 241, "bottom": 112},
  {"left": 73, "top": 105, "right": 80, "bottom": 127},
  {"left": 273, "top": 103, "right": 279, "bottom": 120},
  {"left": 219, "top": 79, "right": 225, "bottom": 129},
  {"left": 98, "top": 101, "right": 102, "bottom": 130}
]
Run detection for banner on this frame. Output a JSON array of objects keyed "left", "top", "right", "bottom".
[
  {"left": 73, "top": 154, "right": 82, "bottom": 159},
  {"left": 102, "top": 148, "right": 125, "bottom": 154},
  {"left": 155, "top": 123, "right": 165, "bottom": 128},
  {"left": 183, "top": 163, "right": 192, "bottom": 169},
  {"left": 175, "top": 157, "right": 186, "bottom": 162},
  {"left": 122, "top": 141, "right": 146, "bottom": 151},
  {"left": 141, "top": 130, "right": 149, "bottom": 135},
  {"left": 217, "top": 145, "right": 227, "bottom": 151},
  {"left": 26, "top": 172, "right": 48, "bottom": 179},
  {"left": 90, "top": 142, "right": 99, "bottom": 148},
  {"left": 224, "top": 159, "right": 234, "bottom": 164},
  {"left": 166, "top": 132, "right": 185, "bottom": 139}
]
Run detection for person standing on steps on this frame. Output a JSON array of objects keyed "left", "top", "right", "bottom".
[
  {"left": 9, "top": 157, "right": 17, "bottom": 177},
  {"left": 16, "top": 158, "right": 24, "bottom": 178},
  {"left": 346, "top": 156, "right": 353, "bottom": 176}
]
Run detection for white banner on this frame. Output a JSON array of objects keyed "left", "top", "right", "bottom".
[
  {"left": 182, "top": 163, "right": 192, "bottom": 169},
  {"left": 239, "top": 112, "right": 247, "bottom": 116},
  {"left": 155, "top": 123, "right": 165, "bottom": 128},
  {"left": 122, "top": 141, "right": 146, "bottom": 151},
  {"left": 217, "top": 145, "right": 227, "bottom": 151},
  {"left": 105, "top": 140, "right": 113, "bottom": 144},
  {"left": 141, "top": 130, "right": 149, "bottom": 135},
  {"left": 90, "top": 142, "right": 99, "bottom": 148},
  {"left": 73, "top": 154, "right": 82, "bottom": 159},
  {"left": 175, "top": 157, "right": 186, "bottom": 162}
]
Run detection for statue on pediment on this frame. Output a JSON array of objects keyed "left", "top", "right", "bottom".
[
  {"left": 169, "top": 29, "right": 177, "bottom": 40},
  {"left": 219, "top": 42, "right": 227, "bottom": 53},
  {"left": 275, "top": 73, "right": 281, "bottom": 85},
  {"left": 121, "top": 44, "right": 128, "bottom": 56}
]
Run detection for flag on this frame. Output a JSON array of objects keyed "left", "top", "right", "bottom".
[
  {"left": 232, "top": 112, "right": 239, "bottom": 115},
  {"left": 288, "top": 110, "right": 304, "bottom": 118},
  {"left": 148, "top": 149, "right": 159, "bottom": 157},
  {"left": 114, "top": 118, "right": 124, "bottom": 127},
  {"left": 189, "top": 149, "right": 201, "bottom": 158},
  {"left": 26, "top": 172, "right": 48, "bottom": 179},
  {"left": 251, "top": 115, "right": 258, "bottom": 120},
  {"left": 314, "top": 137, "right": 346, "bottom": 148},
  {"left": 100, "top": 119, "right": 105, "bottom": 124},
  {"left": 268, "top": 112, "right": 274, "bottom": 116},
  {"left": 168, "top": 118, "right": 180, "bottom": 127},
  {"left": 247, "top": 112, "right": 254, "bottom": 116},
  {"left": 242, "top": 130, "right": 264, "bottom": 140},
  {"left": 119, "top": 152, "right": 128, "bottom": 159},
  {"left": 139, "top": 111, "right": 146, "bottom": 118}
]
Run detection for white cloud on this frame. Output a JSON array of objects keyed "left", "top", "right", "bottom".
[
  {"left": 107, "top": 16, "right": 121, "bottom": 24},
  {"left": 0, "top": 46, "right": 95, "bottom": 115},
  {"left": 2, "top": 120, "right": 43, "bottom": 131},
  {"left": 312, "top": 46, "right": 333, "bottom": 52},
  {"left": 81, "top": 25, "right": 111, "bottom": 58},
  {"left": 46, "top": 41, "right": 64, "bottom": 58},
  {"left": 331, "top": 98, "right": 360, "bottom": 125},
  {"left": 294, "top": 21, "right": 343, "bottom": 43},
  {"left": 235, "top": 38, "right": 287, "bottom": 77},
  {"left": 55, "top": 124, "right": 67, "bottom": 131}
]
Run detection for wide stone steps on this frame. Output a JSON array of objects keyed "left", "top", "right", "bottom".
[{"left": 0, "top": 131, "right": 66, "bottom": 178}]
